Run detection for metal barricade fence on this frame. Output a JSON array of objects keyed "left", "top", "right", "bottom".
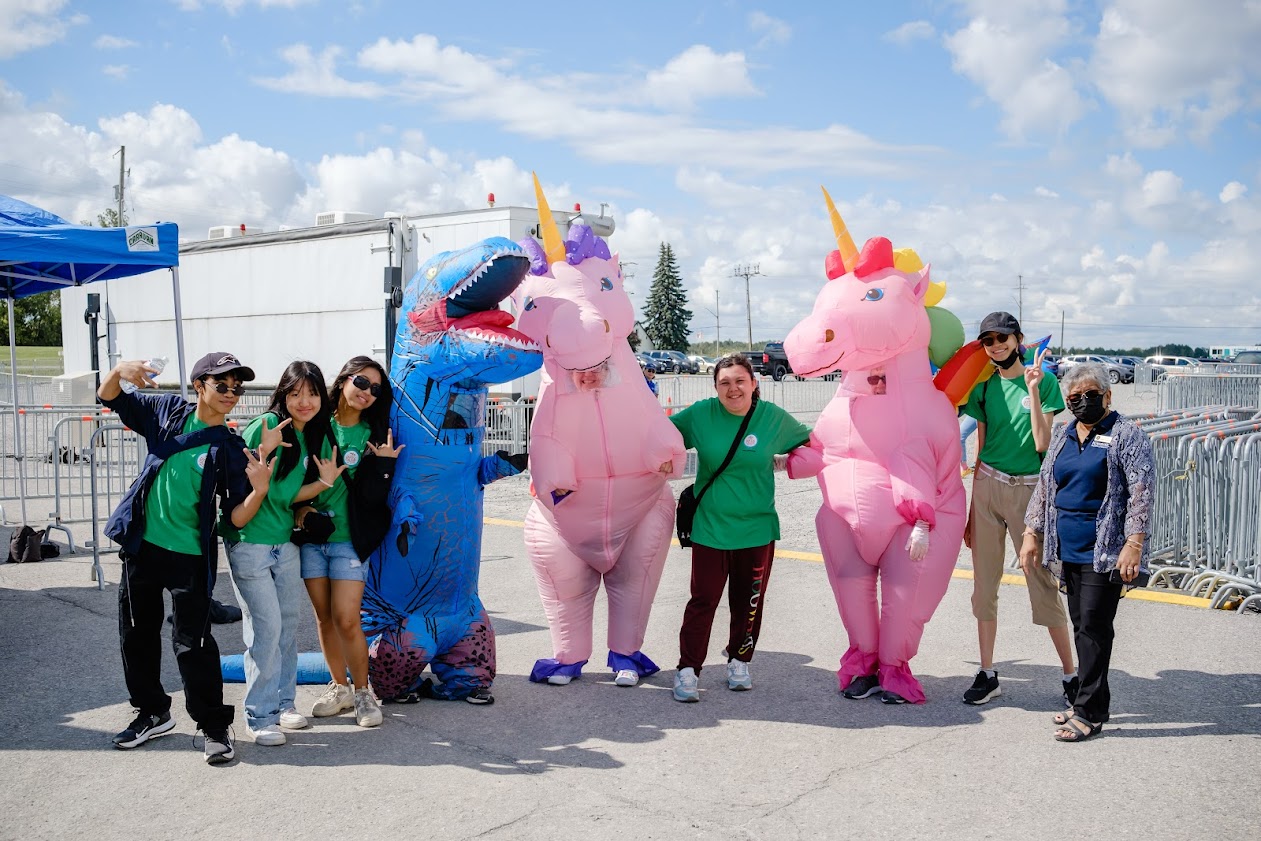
[
  {"left": 1158, "top": 372, "right": 1261, "bottom": 412},
  {"left": 652, "top": 373, "right": 837, "bottom": 419}
]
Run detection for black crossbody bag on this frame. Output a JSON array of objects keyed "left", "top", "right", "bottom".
[{"left": 676, "top": 400, "right": 757, "bottom": 548}]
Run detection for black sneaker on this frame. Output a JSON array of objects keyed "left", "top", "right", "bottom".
[
  {"left": 962, "top": 670, "right": 1002, "bottom": 705},
  {"left": 112, "top": 710, "right": 176, "bottom": 749},
  {"left": 841, "top": 674, "right": 882, "bottom": 699},
  {"left": 465, "top": 689, "right": 495, "bottom": 706},
  {"left": 879, "top": 690, "right": 908, "bottom": 705},
  {"left": 202, "top": 728, "right": 235, "bottom": 765},
  {"left": 1063, "top": 676, "right": 1080, "bottom": 706}
]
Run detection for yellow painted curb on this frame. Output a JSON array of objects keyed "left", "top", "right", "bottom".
[{"left": 482, "top": 517, "right": 1213, "bottom": 609}]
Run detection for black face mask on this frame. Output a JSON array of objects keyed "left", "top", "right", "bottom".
[
  {"left": 1068, "top": 393, "right": 1108, "bottom": 425},
  {"left": 994, "top": 349, "right": 1021, "bottom": 370}
]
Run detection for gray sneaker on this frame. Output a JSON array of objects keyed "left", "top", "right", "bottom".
[
  {"left": 202, "top": 728, "right": 235, "bottom": 765},
  {"left": 727, "top": 660, "right": 752, "bottom": 691},
  {"left": 311, "top": 681, "right": 354, "bottom": 717},
  {"left": 673, "top": 667, "right": 700, "bottom": 703},
  {"left": 353, "top": 687, "right": 383, "bottom": 728}
]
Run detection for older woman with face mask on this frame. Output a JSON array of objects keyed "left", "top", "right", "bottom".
[
  {"left": 667, "top": 355, "right": 812, "bottom": 702},
  {"left": 1020, "top": 362, "right": 1154, "bottom": 742}
]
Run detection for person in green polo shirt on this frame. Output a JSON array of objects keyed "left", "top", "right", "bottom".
[
  {"left": 961, "top": 311, "right": 1075, "bottom": 708},
  {"left": 668, "top": 355, "right": 812, "bottom": 702},
  {"left": 222, "top": 360, "right": 330, "bottom": 747}
]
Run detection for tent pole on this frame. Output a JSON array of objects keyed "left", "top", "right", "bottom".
[
  {"left": 171, "top": 267, "right": 188, "bottom": 400},
  {"left": 7, "top": 296, "right": 27, "bottom": 525}
]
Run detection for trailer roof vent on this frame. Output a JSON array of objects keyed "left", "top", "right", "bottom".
[
  {"left": 208, "top": 225, "right": 249, "bottom": 240},
  {"left": 315, "top": 211, "right": 374, "bottom": 226}
]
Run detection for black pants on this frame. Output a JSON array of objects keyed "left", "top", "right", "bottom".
[
  {"left": 118, "top": 541, "right": 232, "bottom": 729},
  {"left": 1063, "top": 563, "right": 1123, "bottom": 723},
  {"left": 678, "top": 542, "right": 775, "bottom": 673}
]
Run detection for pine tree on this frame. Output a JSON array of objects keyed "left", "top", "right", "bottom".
[{"left": 643, "top": 242, "right": 692, "bottom": 351}]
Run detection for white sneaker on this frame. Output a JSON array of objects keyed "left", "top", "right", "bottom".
[
  {"left": 248, "top": 724, "right": 286, "bottom": 746},
  {"left": 311, "top": 681, "right": 354, "bottom": 717},
  {"left": 673, "top": 667, "right": 700, "bottom": 702},
  {"left": 614, "top": 669, "right": 639, "bottom": 687},
  {"left": 546, "top": 674, "right": 573, "bottom": 686},
  {"left": 278, "top": 707, "right": 308, "bottom": 730},
  {"left": 727, "top": 659, "right": 752, "bottom": 691},
  {"left": 353, "top": 687, "right": 383, "bottom": 728}
]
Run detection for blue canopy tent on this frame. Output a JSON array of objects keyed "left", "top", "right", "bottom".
[{"left": 0, "top": 195, "right": 187, "bottom": 538}]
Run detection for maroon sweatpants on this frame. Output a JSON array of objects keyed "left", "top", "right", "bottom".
[{"left": 677, "top": 542, "right": 775, "bottom": 673}]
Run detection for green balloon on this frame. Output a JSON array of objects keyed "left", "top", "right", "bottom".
[{"left": 927, "top": 307, "right": 965, "bottom": 369}]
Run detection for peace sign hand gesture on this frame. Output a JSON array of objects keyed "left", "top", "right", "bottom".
[
  {"left": 257, "top": 416, "right": 292, "bottom": 459},
  {"left": 243, "top": 447, "right": 276, "bottom": 495},
  {"left": 1024, "top": 348, "right": 1047, "bottom": 391},
  {"left": 313, "top": 446, "right": 348, "bottom": 488},
  {"left": 367, "top": 429, "right": 405, "bottom": 459}
]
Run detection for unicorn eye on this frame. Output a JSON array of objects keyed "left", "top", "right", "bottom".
[
  {"left": 863, "top": 288, "right": 884, "bottom": 301},
  {"left": 523, "top": 296, "right": 535, "bottom": 311},
  {"left": 600, "top": 277, "right": 613, "bottom": 291}
]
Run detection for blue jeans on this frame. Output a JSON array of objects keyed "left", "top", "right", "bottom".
[
  {"left": 300, "top": 541, "right": 365, "bottom": 581},
  {"left": 225, "top": 541, "right": 302, "bottom": 729},
  {"left": 959, "top": 415, "right": 978, "bottom": 466}
]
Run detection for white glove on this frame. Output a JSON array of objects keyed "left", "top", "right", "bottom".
[
  {"left": 905, "top": 520, "right": 930, "bottom": 562},
  {"left": 772, "top": 454, "right": 789, "bottom": 473}
]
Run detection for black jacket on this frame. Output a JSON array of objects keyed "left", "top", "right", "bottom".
[{"left": 300, "top": 435, "right": 396, "bottom": 560}]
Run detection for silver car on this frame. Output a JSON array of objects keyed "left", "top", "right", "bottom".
[{"left": 1058, "top": 354, "right": 1133, "bottom": 384}]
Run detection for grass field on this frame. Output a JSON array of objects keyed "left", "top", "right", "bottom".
[{"left": 0, "top": 346, "right": 65, "bottom": 375}]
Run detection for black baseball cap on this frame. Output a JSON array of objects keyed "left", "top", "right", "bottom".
[
  {"left": 190, "top": 352, "right": 256, "bottom": 383},
  {"left": 977, "top": 311, "right": 1021, "bottom": 339}
]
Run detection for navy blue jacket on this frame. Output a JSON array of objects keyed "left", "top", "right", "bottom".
[{"left": 101, "top": 392, "right": 251, "bottom": 581}]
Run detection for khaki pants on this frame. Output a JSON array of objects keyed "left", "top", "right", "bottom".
[{"left": 970, "top": 471, "right": 1068, "bottom": 627}]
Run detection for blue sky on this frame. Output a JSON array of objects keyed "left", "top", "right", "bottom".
[{"left": 2, "top": 0, "right": 1260, "bottom": 350}]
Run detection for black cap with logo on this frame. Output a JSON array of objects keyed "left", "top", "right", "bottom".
[
  {"left": 977, "top": 311, "right": 1021, "bottom": 339},
  {"left": 190, "top": 352, "right": 256, "bottom": 384}
]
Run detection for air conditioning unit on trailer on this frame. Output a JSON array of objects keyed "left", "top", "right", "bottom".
[
  {"left": 315, "top": 211, "right": 374, "bottom": 226},
  {"left": 208, "top": 225, "right": 249, "bottom": 240}
]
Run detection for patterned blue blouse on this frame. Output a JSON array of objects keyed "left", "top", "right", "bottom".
[{"left": 1024, "top": 411, "right": 1155, "bottom": 589}]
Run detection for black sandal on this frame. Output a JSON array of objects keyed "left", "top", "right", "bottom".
[{"left": 1054, "top": 713, "right": 1102, "bottom": 742}]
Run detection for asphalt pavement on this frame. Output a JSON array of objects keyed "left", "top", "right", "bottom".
[{"left": 3, "top": 383, "right": 1258, "bottom": 840}]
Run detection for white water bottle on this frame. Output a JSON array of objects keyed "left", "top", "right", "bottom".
[{"left": 120, "top": 356, "right": 169, "bottom": 394}]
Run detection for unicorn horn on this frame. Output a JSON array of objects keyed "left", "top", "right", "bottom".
[
  {"left": 532, "top": 172, "right": 566, "bottom": 266},
  {"left": 821, "top": 186, "right": 860, "bottom": 273}
]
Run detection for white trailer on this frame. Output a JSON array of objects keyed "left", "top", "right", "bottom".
[{"left": 60, "top": 206, "right": 559, "bottom": 396}]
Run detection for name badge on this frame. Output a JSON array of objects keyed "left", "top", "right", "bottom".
[{"left": 1091, "top": 435, "right": 1112, "bottom": 449}]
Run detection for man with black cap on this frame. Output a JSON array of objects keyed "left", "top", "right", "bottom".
[
  {"left": 98, "top": 352, "right": 279, "bottom": 765},
  {"left": 961, "top": 313, "right": 1077, "bottom": 707}
]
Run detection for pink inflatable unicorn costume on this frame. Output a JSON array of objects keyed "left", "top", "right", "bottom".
[
  {"left": 513, "top": 175, "right": 686, "bottom": 686},
  {"left": 784, "top": 191, "right": 966, "bottom": 704}
]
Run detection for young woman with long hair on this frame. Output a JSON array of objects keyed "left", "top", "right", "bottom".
[{"left": 295, "top": 356, "right": 401, "bottom": 728}]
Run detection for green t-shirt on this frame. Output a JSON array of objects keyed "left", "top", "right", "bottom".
[
  {"left": 670, "top": 398, "right": 811, "bottom": 551},
  {"left": 963, "top": 371, "right": 1065, "bottom": 476},
  {"left": 143, "top": 413, "right": 211, "bottom": 555},
  {"left": 313, "top": 420, "right": 372, "bottom": 544},
  {"left": 222, "top": 412, "right": 308, "bottom": 546}
]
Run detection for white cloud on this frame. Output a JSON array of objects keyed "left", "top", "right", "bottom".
[
  {"left": 255, "top": 44, "right": 386, "bottom": 98},
  {"left": 1035, "top": 186, "right": 1060, "bottom": 198},
  {"left": 0, "top": 0, "right": 82, "bottom": 58},
  {"left": 748, "top": 11, "right": 791, "bottom": 48},
  {"left": 642, "top": 46, "right": 760, "bottom": 109},
  {"left": 1091, "top": 0, "right": 1261, "bottom": 147},
  {"left": 178, "top": 0, "right": 316, "bottom": 12},
  {"left": 885, "top": 20, "right": 937, "bottom": 45},
  {"left": 102, "top": 64, "right": 130, "bottom": 80},
  {"left": 1220, "top": 181, "right": 1247, "bottom": 203},
  {"left": 94, "top": 34, "right": 138, "bottom": 50},
  {"left": 1141, "top": 170, "right": 1182, "bottom": 207},
  {"left": 944, "top": 1, "right": 1087, "bottom": 139}
]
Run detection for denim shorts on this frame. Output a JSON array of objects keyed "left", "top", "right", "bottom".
[{"left": 299, "top": 541, "right": 365, "bottom": 582}]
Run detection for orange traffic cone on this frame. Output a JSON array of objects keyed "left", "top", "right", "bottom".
[{"left": 665, "top": 397, "right": 674, "bottom": 416}]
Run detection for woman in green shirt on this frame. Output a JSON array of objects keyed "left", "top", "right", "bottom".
[
  {"left": 296, "top": 356, "right": 400, "bottom": 729},
  {"left": 224, "top": 360, "right": 330, "bottom": 747},
  {"left": 669, "top": 356, "right": 811, "bottom": 702}
]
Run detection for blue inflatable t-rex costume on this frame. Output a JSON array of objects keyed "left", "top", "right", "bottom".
[{"left": 362, "top": 237, "right": 542, "bottom": 703}]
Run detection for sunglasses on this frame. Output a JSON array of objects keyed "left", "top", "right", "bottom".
[
  {"left": 1066, "top": 390, "right": 1103, "bottom": 407},
  {"left": 980, "top": 333, "right": 1012, "bottom": 347},
  {"left": 351, "top": 374, "right": 382, "bottom": 397},
  {"left": 202, "top": 379, "right": 246, "bottom": 396},
  {"left": 867, "top": 374, "right": 887, "bottom": 386}
]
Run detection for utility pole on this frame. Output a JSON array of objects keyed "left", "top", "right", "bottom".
[
  {"left": 1016, "top": 273, "right": 1027, "bottom": 326},
  {"left": 733, "top": 263, "right": 761, "bottom": 350},
  {"left": 714, "top": 289, "right": 720, "bottom": 358},
  {"left": 1060, "top": 310, "right": 1065, "bottom": 355},
  {"left": 113, "top": 145, "right": 127, "bottom": 227}
]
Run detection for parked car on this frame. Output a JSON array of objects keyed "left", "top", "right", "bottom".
[
  {"left": 1058, "top": 354, "right": 1132, "bottom": 384},
  {"left": 644, "top": 349, "right": 699, "bottom": 374},
  {"left": 688, "top": 354, "right": 716, "bottom": 374},
  {"left": 1232, "top": 350, "right": 1261, "bottom": 365},
  {"left": 634, "top": 352, "right": 668, "bottom": 374},
  {"left": 1041, "top": 353, "right": 1061, "bottom": 378},
  {"left": 1144, "top": 355, "right": 1199, "bottom": 381}
]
